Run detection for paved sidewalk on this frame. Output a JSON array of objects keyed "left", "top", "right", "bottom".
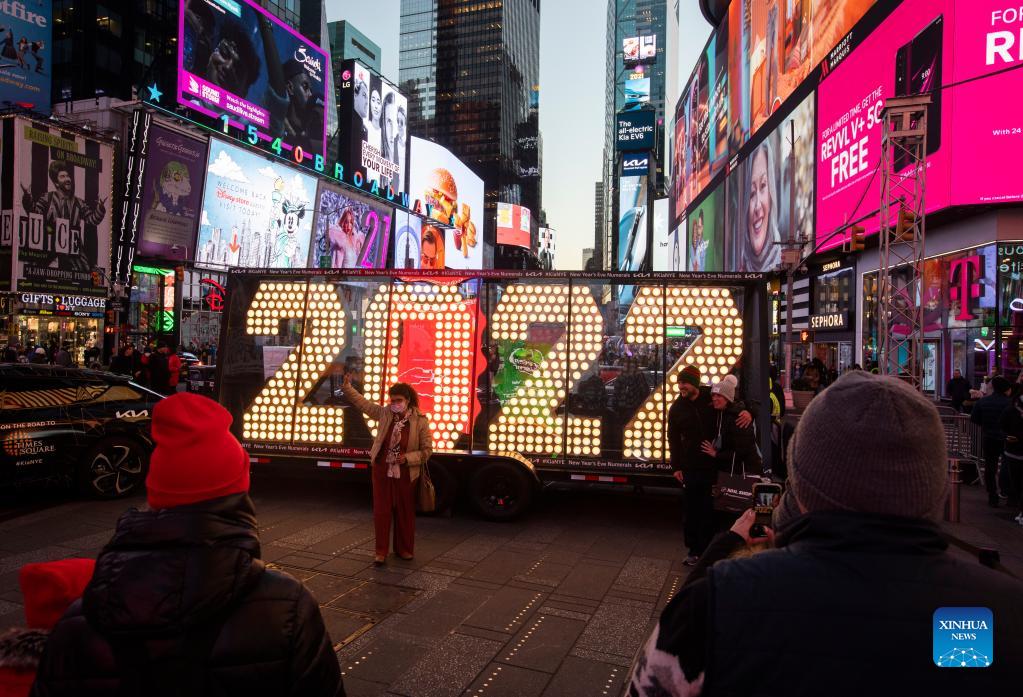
[{"left": 0, "top": 472, "right": 1018, "bottom": 696}]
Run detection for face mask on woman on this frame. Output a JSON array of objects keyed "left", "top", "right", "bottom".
[{"left": 390, "top": 402, "right": 407, "bottom": 414}]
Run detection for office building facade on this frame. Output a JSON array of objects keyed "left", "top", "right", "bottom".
[
  {"left": 399, "top": 0, "right": 542, "bottom": 248},
  {"left": 327, "top": 21, "right": 383, "bottom": 74}
]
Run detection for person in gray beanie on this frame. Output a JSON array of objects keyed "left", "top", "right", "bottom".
[{"left": 628, "top": 371, "right": 1023, "bottom": 697}]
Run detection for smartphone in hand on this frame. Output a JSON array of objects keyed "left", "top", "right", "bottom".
[{"left": 751, "top": 482, "right": 783, "bottom": 538}]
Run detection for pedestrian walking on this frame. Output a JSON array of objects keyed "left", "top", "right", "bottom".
[
  {"left": 29, "top": 347, "right": 47, "bottom": 365},
  {"left": 53, "top": 344, "right": 72, "bottom": 367},
  {"left": 342, "top": 375, "right": 433, "bottom": 565},
  {"left": 1000, "top": 393, "right": 1023, "bottom": 525},
  {"left": 145, "top": 341, "right": 176, "bottom": 395},
  {"left": 629, "top": 371, "right": 1023, "bottom": 697},
  {"left": 30, "top": 393, "right": 345, "bottom": 697},
  {"left": 971, "top": 375, "right": 1011, "bottom": 506},
  {"left": 0, "top": 559, "right": 95, "bottom": 697}
]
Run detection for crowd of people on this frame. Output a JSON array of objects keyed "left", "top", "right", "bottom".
[{"left": 1, "top": 340, "right": 101, "bottom": 369}]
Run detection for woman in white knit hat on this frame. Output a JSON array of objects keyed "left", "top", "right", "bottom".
[{"left": 699, "top": 374, "right": 763, "bottom": 475}]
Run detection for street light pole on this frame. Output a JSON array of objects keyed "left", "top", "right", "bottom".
[{"left": 782, "top": 118, "right": 799, "bottom": 392}]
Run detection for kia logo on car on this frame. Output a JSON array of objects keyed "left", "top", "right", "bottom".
[{"left": 115, "top": 410, "right": 149, "bottom": 420}]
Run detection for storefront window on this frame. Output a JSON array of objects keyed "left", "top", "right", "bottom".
[{"left": 181, "top": 268, "right": 226, "bottom": 356}]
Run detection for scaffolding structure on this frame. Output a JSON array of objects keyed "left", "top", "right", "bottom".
[{"left": 877, "top": 95, "right": 929, "bottom": 390}]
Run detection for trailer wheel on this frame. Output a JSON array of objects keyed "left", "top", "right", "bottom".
[{"left": 468, "top": 461, "right": 533, "bottom": 521}]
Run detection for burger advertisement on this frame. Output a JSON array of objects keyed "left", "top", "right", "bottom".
[{"left": 409, "top": 136, "right": 485, "bottom": 270}]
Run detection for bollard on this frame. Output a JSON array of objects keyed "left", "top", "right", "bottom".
[{"left": 945, "top": 459, "right": 961, "bottom": 523}]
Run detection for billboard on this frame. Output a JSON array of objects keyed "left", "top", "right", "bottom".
[
  {"left": 0, "top": 0, "right": 50, "bottom": 111},
  {"left": 195, "top": 139, "right": 316, "bottom": 269},
  {"left": 950, "top": 3, "right": 1023, "bottom": 205},
  {"left": 652, "top": 197, "right": 683, "bottom": 271},
  {"left": 616, "top": 110, "right": 656, "bottom": 151},
  {"left": 729, "top": 92, "right": 814, "bottom": 272},
  {"left": 623, "top": 35, "right": 657, "bottom": 66},
  {"left": 618, "top": 175, "right": 648, "bottom": 273},
  {"left": 337, "top": 60, "right": 409, "bottom": 195},
  {"left": 393, "top": 210, "right": 422, "bottom": 269},
  {"left": 408, "top": 136, "right": 484, "bottom": 270},
  {"left": 815, "top": 0, "right": 952, "bottom": 249},
  {"left": 8, "top": 118, "right": 113, "bottom": 297},
  {"left": 178, "top": 0, "right": 328, "bottom": 166},
  {"left": 138, "top": 126, "right": 207, "bottom": 261},
  {"left": 623, "top": 77, "right": 651, "bottom": 110},
  {"left": 496, "top": 202, "right": 531, "bottom": 249},
  {"left": 687, "top": 188, "right": 724, "bottom": 272},
  {"left": 309, "top": 182, "right": 392, "bottom": 269}
]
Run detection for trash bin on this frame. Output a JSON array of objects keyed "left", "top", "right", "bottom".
[{"left": 186, "top": 365, "right": 217, "bottom": 397}]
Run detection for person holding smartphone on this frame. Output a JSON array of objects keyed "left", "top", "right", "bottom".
[{"left": 630, "top": 371, "right": 1023, "bottom": 696}]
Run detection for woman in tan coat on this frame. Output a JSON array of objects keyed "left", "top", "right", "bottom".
[{"left": 342, "top": 376, "right": 433, "bottom": 564}]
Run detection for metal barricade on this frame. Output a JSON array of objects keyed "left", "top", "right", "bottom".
[{"left": 941, "top": 413, "right": 984, "bottom": 523}]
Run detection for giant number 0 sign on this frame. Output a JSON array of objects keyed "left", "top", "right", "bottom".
[{"left": 238, "top": 280, "right": 746, "bottom": 460}]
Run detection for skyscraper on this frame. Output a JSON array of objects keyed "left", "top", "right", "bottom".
[
  {"left": 594, "top": 181, "right": 605, "bottom": 266},
  {"left": 601, "top": 0, "right": 678, "bottom": 269},
  {"left": 399, "top": 0, "right": 542, "bottom": 247},
  {"left": 327, "top": 21, "right": 383, "bottom": 74}
]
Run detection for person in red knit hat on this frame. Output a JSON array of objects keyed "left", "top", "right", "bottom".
[
  {"left": 31, "top": 393, "right": 345, "bottom": 697},
  {"left": 0, "top": 559, "right": 94, "bottom": 697}
]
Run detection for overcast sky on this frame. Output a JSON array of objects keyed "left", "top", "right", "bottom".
[{"left": 325, "top": 0, "right": 712, "bottom": 270}]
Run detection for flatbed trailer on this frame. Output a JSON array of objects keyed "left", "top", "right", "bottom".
[{"left": 216, "top": 269, "right": 771, "bottom": 519}]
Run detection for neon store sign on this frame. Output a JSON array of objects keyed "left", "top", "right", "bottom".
[{"left": 241, "top": 282, "right": 743, "bottom": 460}]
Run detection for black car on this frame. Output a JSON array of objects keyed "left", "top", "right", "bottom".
[{"left": 0, "top": 364, "right": 163, "bottom": 498}]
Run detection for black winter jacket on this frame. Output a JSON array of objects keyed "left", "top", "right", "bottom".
[
  {"left": 971, "top": 392, "right": 1011, "bottom": 440},
  {"left": 30, "top": 494, "right": 345, "bottom": 697},
  {"left": 627, "top": 512, "right": 1023, "bottom": 696},
  {"left": 1000, "top": 403, "right": 1023, "bottom": 461}
]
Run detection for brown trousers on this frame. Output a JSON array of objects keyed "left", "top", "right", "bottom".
[{"left": 372, "top": 462, "right": 415, "bottom": 558}]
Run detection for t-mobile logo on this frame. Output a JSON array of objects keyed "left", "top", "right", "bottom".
[{"left": 949, "top": 256, "right": 982, "bottom": 321}]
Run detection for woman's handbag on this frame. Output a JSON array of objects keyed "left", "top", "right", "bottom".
[
  {"left": 712, "top": 456, "right": 760, "bottom": 514},
  {"left": 416, "top": 461, "right": 437, "bottom": 513}
]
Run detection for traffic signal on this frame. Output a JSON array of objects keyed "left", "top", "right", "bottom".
[
  {"left": 896, "top": 207, "right": 917, "bottom": 241},
  {"left": 175, "top": 266, "right": 185, "bottom": 282},
  {"left": 848, "top": 225, "right": 865, "bottom": 252},
  {"left": 91, "top": 270, "right": 102, "bottom": 287}
]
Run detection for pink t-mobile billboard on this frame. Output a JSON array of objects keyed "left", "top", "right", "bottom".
[
  {"left": 816, "top": 0, "right": 953, "bottom": 251},
  {"left": 950, "top": 3, "right": 1023, "bottom": 205}
]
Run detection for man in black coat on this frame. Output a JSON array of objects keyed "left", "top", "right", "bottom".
[
  {"left": 31, "top": 393, "right": 345, "bottom": 697},
  {"left": 946, "top": 368, "right": 971, "bottom": 412},
  {"left": 971, "top": 375, "right": 1012, "bottom": 506},
  {"left": 629, "top": 372, "right": 1023, "bottom": 697}
]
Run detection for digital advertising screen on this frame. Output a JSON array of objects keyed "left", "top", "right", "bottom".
[
  {"left": 623, "top": 77, "right": 651, "bottom": 110},
  {"left": 815, "top": 0, "right": 953, "bottom": 250},
  {"left": 177, "top": 0, "right": 328, "bottom": 168},
  {"left": 729, "top": 92, "right": 814, "bottom": 272},
  {"left": 5, "top": 118, "right": 113, "bottom": 297},
  {"left": 616, "top": 110, "right": 656, "bottom": 151},
  {"left": 408, "top": 136, "right": 484, "bottom": 270},
  {"left": 138, "top": 126, "right": 208, "bottom": 261},
  {"left": 496, "top": 202, "right": 531, "bottom": 249},
  {"left": 337, "top": 60, "right": 409, "bottom": 196},
  {"left": 0, "top": 0, "right": 50, "bottom": 112},
  {"left": 623, "top": 35, "right": 657, "bottom": 66},
  {"left": 687, "top": 188, "right": 724, "bottom": 272},
  {"left": 393, "top": 210, "right": 422, "bottom": 269},
  {"left": 949, "top": 3, "right": 1023, "bottom": 205},
  {"left": 652, "top": 197, "right": 683, "bottom": 271},
  {"left": 618, "top": 174, "right": 649, "bottom": 277},
  {"left": 195, "top": 139, "right": 316, "bottom": 269},
  {"left": 309, "top": 182, "right": 393, "bottom": 269}
]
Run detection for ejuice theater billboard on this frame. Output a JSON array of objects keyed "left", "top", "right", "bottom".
[
  {"left": 1, "top": 117, "right": 113, "bottom": 297},
  {"left": 408, "top": 136, "right": 484, "bottom": 270},
  {"left": 496, "top": 202, "right": 531, "bottom": 249},
  {"left": 816, "top": 0, "right": 953, "bottom": 249},
  {"left": 0, "top": 0, "right": 50, "bottom": 112},
  {"left": 195, "top": 139, "right": 316, "bottom": 269},
  {"left": 178, "top": 0, "right": 328, "bottom": 166},
  {"left": 138, "top": 126, "right": 208, "bottom": 261},
  {"left": 309, "top": 181, "right": 392, "bottom": 269},
  {"left": 337, "top": 60, "right": 409, "bottom": 196}
]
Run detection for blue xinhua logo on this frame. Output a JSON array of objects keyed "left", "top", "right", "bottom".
[{"left": 933, "top": 608, "right": 993, "bottom": 668}]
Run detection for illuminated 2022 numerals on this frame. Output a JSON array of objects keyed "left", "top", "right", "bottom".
[
  {"left": 362, "top": 283, "right": 475, "bottom": 450},
  {"left": 488, "top": 284, "right": 603, "bottom": 456},
  {"left": 623, "top": 286, "right": 743, "bottom": 459},
  {"left": 243, "top": 282, "right": 347, "bottom": 443}
]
